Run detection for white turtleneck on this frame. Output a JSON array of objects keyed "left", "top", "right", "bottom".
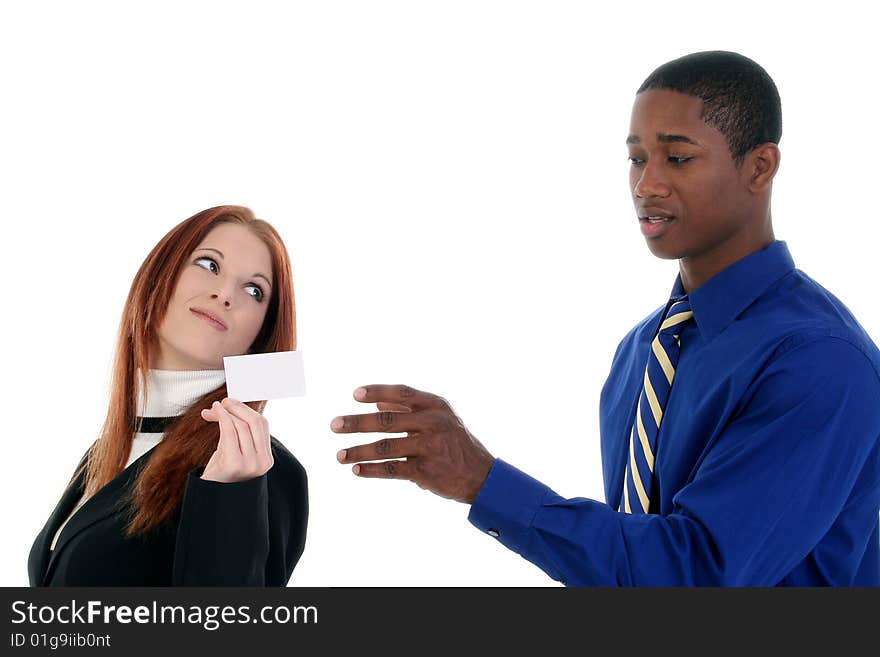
[{"left": 49, "top": 368, "right": 226, "bottom": 551}]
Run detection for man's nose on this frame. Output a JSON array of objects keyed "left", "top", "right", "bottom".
[{"left": 634, "top": 161, "right": 671, "bottom": 199}]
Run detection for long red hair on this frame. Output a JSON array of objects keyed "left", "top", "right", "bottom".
[{"left": 72, "top": 205, "right": 296, "bottom": 537}]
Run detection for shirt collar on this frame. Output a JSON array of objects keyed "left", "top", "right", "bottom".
[
  {"left": 135, "top": 368, "right": 226, "bottom": 417},
  {"left": 669, "top": 240, "right": 795, "bottom": 341}
]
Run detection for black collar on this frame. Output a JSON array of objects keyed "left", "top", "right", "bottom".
[{"left": 133, "top": 416, "right": 178, "bottom": 433}]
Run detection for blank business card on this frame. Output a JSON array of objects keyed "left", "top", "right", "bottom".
[{"left": 223, "top": 351, "right": 306, "bottom": 402}]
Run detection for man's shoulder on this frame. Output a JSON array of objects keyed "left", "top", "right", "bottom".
[
  {"left": 765, "top": 332, "right": 880, "bottom": 385},
  {"left": 753, "top": 268, "right": 880, "bottom": 372}
]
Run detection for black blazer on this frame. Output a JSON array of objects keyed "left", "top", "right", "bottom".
[{"left": 28, "top": 436, "right": 308, "bottom": 586}]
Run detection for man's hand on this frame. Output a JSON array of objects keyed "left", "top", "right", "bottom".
[{"left": 331, "top": 384, "right": 496, "bottom": 504}]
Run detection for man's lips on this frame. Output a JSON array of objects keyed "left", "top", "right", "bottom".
[
  {"left": 638, "top": 207, "right": 677, "bottom": 238},
  {"left": 639, "top": 215, "right": 676, "bottom": 237},
  {"left": 190, "top": 308, "right": 228, "bottom": 331},
  {"left": 638, "top": 207, "right": 676, "bottom": 223}
]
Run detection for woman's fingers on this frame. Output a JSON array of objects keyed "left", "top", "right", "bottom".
[
  {"left": 200, "top": 398, "right": 273, "bottom": 482},
  {"left": 212, "top": 401, "right": 242, "bottom": 455},
  {"left": 224, "top": 407, "right": 256, "bottom": 458},
  {"left": 220, "top": 398, "right": 272, "bottom": 462}
]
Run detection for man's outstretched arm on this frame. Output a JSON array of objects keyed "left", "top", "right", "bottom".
[{"left": 332, "top": 338, "right": 880, "bottom": 585}]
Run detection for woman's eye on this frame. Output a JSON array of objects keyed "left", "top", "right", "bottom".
[
  {"left": 195, "top": 256, "right": 264, "bottom": 302},
  {"left": 194, "top": 256, "right": 218, "bottom": 273}
]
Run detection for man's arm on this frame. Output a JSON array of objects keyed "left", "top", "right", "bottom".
[{"left": 333, "top": 337, "right": 880, "bottom": 586}]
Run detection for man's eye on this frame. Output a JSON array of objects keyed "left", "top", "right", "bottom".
[
  {"left": 669, "top": 156, "right": 693, "bottom": 165},
  {"left": 628, "top": 156, "right": 644, "bottom": 166},
  {"left": 194, "top": 256, "right": 218, "bottom": 273}
]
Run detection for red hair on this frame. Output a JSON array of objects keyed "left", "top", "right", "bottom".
[{"left": 72, "top": 205, "right": 296, "bottom": 537}]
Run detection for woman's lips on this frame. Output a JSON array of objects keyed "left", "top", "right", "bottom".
[{"left": 190, "top": 309, "right": 228, "bottom": 331}]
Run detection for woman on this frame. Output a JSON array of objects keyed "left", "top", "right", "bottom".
[{"left": 28, "top": 205, "right": 308, "bottom": 586}]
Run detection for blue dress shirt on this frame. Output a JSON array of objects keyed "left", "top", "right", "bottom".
[{"left": 468, "top": 240, "right": 880, "bottom": 586}]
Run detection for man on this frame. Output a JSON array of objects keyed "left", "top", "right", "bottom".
[{"left": 330, "top": 51, "right": 880, "bottom": 586}]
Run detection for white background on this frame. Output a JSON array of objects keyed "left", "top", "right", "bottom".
[{"left": 1, "top": 1, "right": 876, "bottom": 587}]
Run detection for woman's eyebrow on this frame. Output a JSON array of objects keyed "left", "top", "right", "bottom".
[{"left": 194, "top": 247, "right": 273, "bottom": 288}]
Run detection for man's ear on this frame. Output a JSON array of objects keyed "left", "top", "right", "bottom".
[{"left": 744, "top": 143, "right": 781, "bottom": 193}]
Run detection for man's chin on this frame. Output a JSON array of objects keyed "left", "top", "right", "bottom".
[{"left": 644, "top": 240, "right": 683, "bottom": 261}]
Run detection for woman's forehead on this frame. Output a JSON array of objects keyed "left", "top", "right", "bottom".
[{"left": 195, "top": 224, "right": 273, "bottom": 274}]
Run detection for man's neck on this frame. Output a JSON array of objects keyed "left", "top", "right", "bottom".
[{"left": 679, "top": 221, "right": 775, "bottom": 294}]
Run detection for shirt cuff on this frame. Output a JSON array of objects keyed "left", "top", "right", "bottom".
[{"left": 467, "top": 458, "right": 554, "bottom": 554}]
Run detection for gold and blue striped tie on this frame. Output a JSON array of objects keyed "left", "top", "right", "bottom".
[{"left": 620, "top": 295, "right": 694, "bottom": 515}]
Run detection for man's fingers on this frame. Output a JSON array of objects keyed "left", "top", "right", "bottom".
[
  {"left": 351, "top": 459, "right": 415, "bottom": 480},
  {"left": 376, "top": 402, "right": 411, "bottom": 413},
  {"left": 337, "top": 436, "right": 422, "bottom": 464},
  {"left": 331, "top": 409, "right": 429, "bottom": 434},
  {"left": 353, "top": 384, "right": 449, "bottom": 411}
]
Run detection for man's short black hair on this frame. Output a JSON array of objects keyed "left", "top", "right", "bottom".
[{"left": 637, "top": 51, "right": 782, "bottom": 167}]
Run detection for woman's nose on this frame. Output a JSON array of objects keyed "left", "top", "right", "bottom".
[{"left": 210, "top": 291, "right": 233, "bottom": 307}]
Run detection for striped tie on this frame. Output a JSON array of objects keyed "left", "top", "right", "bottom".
[{"left": 620, "top": 295, "right": 694, "bottom": 515}]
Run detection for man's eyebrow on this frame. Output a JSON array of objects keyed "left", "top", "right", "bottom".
[
  {"left": 658, "top": 133, "right": 701, "bottom": 146},
  {"left": 194, "top": 247, "right": 273, "bottom": 288},
  {"left": 626, "top": 133, "right": 702, "bottom": 146}
]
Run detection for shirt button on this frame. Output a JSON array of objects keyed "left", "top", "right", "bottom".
[{"left": 488, "top": 529, "right": 500, "bottom": 538}]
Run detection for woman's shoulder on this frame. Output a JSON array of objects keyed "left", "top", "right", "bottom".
[{"left": 268, "top": 436, "right": 307, "bottom": 484}]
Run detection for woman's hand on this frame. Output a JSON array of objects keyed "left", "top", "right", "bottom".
[{"left": 199, "top": 398, "right": 274, "bottom": 483}]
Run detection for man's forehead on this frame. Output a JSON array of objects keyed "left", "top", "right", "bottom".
[{"left": 627, "top": 89, "right": 713, "bottom": 146}]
